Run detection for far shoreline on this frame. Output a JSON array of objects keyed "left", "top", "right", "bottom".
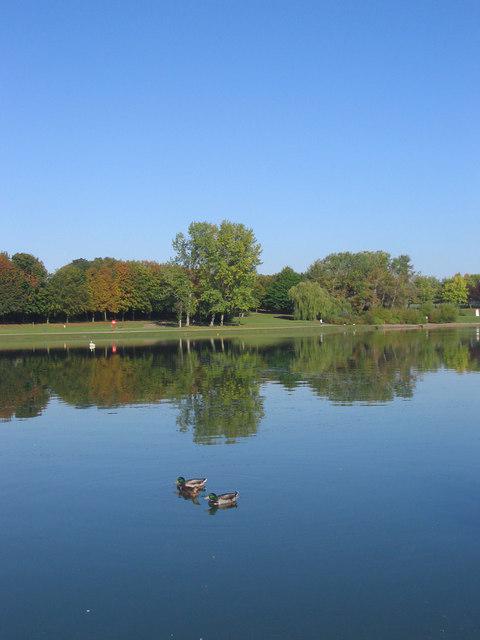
[
  {"left": 0, "top": 315, "right": 478, "bottom": 350},
  {"left": 369, "top": 321, "right": 480, "bottom": 331}
]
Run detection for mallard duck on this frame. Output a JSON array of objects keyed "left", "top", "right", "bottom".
[
  {"left": 176, "top": 476, "right": 207, "bottom": 492},
  {"left": 205, "top": 491, "right": 239, "bottom": 506}
]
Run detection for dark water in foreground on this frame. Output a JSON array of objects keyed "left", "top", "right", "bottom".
[{"left": 1, "top": 329, "right": 480, "bottom": 640}]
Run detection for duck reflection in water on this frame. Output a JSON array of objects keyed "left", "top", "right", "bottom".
[
  {"left": 208, "top": 502, "right": 238, "bottom": 515},
  {"left": 177, "top": 488, "right": 202, "bottom": 505}
]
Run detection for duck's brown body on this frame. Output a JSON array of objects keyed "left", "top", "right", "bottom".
[{"left": 176, "top": 477, "right": 207, "bottom": 492}]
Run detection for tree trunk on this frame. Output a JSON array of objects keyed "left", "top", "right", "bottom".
[
  {"left": 210, "top": 314, "right": 215, "bottom": 326},
  {"left": 92, "top": 314, "right": 95, "bottom": 322},
  {"left": 186, "top": 311, "right": 190, "bottom": 326},
  {"left": 104, "top": 310, "right": 107, "bottom": 321},
  {"left": 220, "top": 313, "right": 224, "bottom": 326},
  {"left": 132, "top": 310, "right": 135, "bottom": 320},
  {"left": 46, "top": 317, "right": 50, "bottom": 324},
  {"left": 178, "top": 315, "right": 182, "bottom": 328}
]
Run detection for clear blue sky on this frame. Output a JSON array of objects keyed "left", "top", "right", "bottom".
[{"left": 1, "top": 1, "right": 479, "bottom": 276}]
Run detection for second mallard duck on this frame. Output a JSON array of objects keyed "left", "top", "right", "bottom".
[
  {"left": 205, "top": 491, "right": 239, "bottom": 506},
  {"left": 176, "top": 476, "right": 207, "bottom": 492}
]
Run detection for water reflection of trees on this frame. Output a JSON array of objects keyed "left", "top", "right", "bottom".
[
  {"left": 0, "top": 331, "right": 479, "bottom": 440},
  {"left": 273, "top": 331, "right": 480, "bottom": 403},
  {"left": 0, "top": 357, "right": 50, "bottom": 420},
  {"left": 175, "top": 349, "right": 264, "bottom": 444},
  {"left": 286, "top": 334, "right": 421, "bottom": 403}
]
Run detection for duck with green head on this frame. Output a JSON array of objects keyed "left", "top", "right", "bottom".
[
  {"left": 176, "top": 476, "right": 207, "bottom": 492},
  {"left": 205, "top": 491, "right": 239, "bottom": 506}
]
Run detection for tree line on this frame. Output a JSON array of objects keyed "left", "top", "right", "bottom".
[
  {"left": 1, "top": 220, "right": 479, "bottom": 324},
  {"left": 259, "top": 253, "right": 480, "bottom": 323}
]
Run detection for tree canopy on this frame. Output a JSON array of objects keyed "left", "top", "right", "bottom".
[
  {"left": 307, "top": 251, "right": 416, "bottom": 311},
  {"left": 262, "top": 266, "right": 303, "bottom": 313},
  {"left": 173, "top": 220, "right": 261, "bottom": 325},
  {"left": 442, "top": 274, "right": 468, "bottom": 305}
]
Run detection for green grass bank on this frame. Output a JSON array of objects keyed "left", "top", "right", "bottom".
[{"left": 0, "top": 312, "right": 479, "bottom": 350}]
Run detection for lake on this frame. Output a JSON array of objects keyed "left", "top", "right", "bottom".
[{"left": 1, "top": 328, "right": 480, "bottom": 639}]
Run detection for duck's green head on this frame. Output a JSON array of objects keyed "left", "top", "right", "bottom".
[
  {"left": 207, "top": 493, "right": 218, "bottom": 501},
  {"left": 176, "top": 476, "right": 186, "bottom": 486}
]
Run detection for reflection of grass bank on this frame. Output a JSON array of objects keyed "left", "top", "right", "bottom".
[
  {"left": 0, "top": 323, "right": 347, "bottom": 351},
  {"left": 0, "top": 312, "right": 478, "bottom": 350}
]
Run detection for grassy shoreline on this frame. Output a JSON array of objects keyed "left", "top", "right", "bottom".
[{"left": 0, "top": 313, "right": 478, "bottom": 350}]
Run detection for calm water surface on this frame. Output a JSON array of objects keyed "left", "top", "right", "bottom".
[{"left": 1, "top": 329, "right": 480, "bottom": 639}]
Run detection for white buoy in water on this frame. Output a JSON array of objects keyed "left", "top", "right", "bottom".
[{"left": 89, "top": 341, "right": 95, "bottom": 350}]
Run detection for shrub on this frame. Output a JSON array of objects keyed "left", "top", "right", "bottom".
[
  {"left": 362, "top": 303, "right": 458, "bottom": 325},
  {"left": 420, "top": 302, "right": 435, "bottom": 319},
  {"left": 400, "top": 308, "right": 423, "bottom": 324},
  {"left": 435, "top": 304, "right": 458, "bottom": 323},
  {"left": 364, "top": 307, "right": 393, "bottom": 324},
  {"left": 364, "top": 307, "right": 423, "bottom": 325}
]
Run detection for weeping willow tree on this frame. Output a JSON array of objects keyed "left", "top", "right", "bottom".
[{"left": 288, "top": 280, "right": 339, "bottom": 321}]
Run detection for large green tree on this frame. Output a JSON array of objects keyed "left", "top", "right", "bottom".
[
  {"left": 253, "top": 274, "right": 273, "bottom": 311},
  {"left": 11, "top": 253, "right": 48, "bottom": 318},
  {"left": 216, "top": 220, "right": 261, "bottom": 321},
  {"left": 442, "top": 274, "right": 468, "bottom": 306},
  {"left": 145, "top": 262, "right": 173, "bottom": 316},
  {"left": 262, "top": 266, "right": 302, "bottom": 313},
  {"left": 47, "top": 264, "right": 89, "bottom": 321},
  {"left": 174, "top": 220, "right": 261, "bottom": 325},
  {"left": 413, "top": 275, "right": 442, "bottom": 304},
  {"left": 171, "top": 233, "right": 201, "bottom": 326},
  {"left": 162, "top": 264, "right": 197, "bottom": 327},
  {"left": 308, "top": 251, "right": 415, "bottom": 311},
  {"left": 0, "top": 253, "right": 50, "bottom": 321},
  {"left": 390, "top": 255, "right": 415, "bottom": 307}
]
